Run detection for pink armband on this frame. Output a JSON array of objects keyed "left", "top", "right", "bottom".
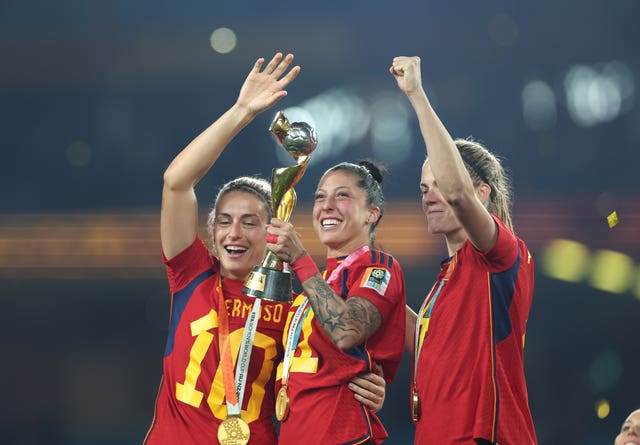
[{"left": 291, "top": 254, "right": 320, "bottom": 283}]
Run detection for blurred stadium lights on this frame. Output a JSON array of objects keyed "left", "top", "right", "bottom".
[
  {"left": 278, "top": 88, "right": 413, "bottom": 166},
  {"left": 541, "top": 238, "right": 640, "bottom": 299},
  {"left": 564, "top": 61, "right": 635, "bottom": 127},
  {"left": 210, "top": 27, "right": 237, "bottom": 54},
  {"left": 590, "top": 350, "right": 623, "bottom": 392},
  {"left": 65, "top": 140, "right": 92, "bottom": 168},
  {"left": 521, "top": 60, "right": 635, "bottom": 130},
  {"left": 595, "top": 399, "right": 611, "bottom": 420},
  {"left": 590, "top": 249, "right": 636, "bottom": 294},
  {"left": 521, "top": 80, "right": 558, "bottom": 131},
  {"left": 370, "top": 91, "right": 413, "bottom": 164}
]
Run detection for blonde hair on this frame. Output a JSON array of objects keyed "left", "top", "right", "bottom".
[{"left": 455, "top": 138, "right": 513, "bottom": 231}]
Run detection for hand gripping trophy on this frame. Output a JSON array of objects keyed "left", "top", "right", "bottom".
[{"left": 241, "top": 110, "right": 317, "bottom": 302}]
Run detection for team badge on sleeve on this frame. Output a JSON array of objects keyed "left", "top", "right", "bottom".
[{"left": 361, "top": 267, "right": 391, "bottom": 295}]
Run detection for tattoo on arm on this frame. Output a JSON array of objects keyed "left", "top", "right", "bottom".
[{"left": 304, "top": 275, "right": 382, "bottom": 350}]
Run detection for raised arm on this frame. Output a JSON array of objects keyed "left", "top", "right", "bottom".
[
  {"left": 390, "top": 56, "right": 497, "bottom": 252},
  {"left": 160, "top": 53, "right": 300, "bottom": 259},
  {"left": 266, "top": 218, "right": 382, "bottom": 351}
]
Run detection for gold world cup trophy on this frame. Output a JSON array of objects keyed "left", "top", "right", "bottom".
[{"left": 242, "top": 111, "right": 318, "bottom": 302}]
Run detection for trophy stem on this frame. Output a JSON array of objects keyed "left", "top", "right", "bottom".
[{"left": 262, "top": 251, "right": 282, "bottom": 270}]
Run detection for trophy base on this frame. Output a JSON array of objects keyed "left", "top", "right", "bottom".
[{"left": 242, "top": 266, "right": 292, "bottom": 303}]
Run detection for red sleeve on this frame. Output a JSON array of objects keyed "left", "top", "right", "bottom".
[
  {"left": 162, "top": 236, "right": 218, "bottom": 293},
  {"left": 346, "top": 253, "right": 405, "bottom": 325},
  {"left": 478, "top": 214, "right": 519, "bottom": 272}
]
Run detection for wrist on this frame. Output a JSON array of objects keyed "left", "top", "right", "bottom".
[
  {"left": 290, "top": 254, "right": 320, "bottom": 284},
  {"left": 230, "top": 102, "right": 258, "bottom": 124}
]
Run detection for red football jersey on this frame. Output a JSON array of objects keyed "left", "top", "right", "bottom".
[
  {"left": 413, "top": 215, "right": 537, "bottom": 445},
  {"left": 143, "top": 237, "right": 289, "bottom": 445},
  {"left": 277, "top": 249, "right": 406, "bottom": 445}
]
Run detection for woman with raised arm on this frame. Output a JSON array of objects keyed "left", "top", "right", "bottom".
[
  {"left": 266, "top": 160, "right": 406, "bottom": 445},
  {"left": 391, "top": 56, "right": 537, "bottom": 445},
  {"left": 143, "top": 53, "right": 385, "bottom": 445}
]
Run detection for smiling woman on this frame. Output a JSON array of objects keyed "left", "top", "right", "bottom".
[
  {"left": 147, "top": 52, "right": 301, "bottom": 445},
  {"left": 265, "top": 160, "right": 407, "bottom": 445}
]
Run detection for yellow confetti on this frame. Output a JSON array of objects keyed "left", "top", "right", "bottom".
[{"left": 607, "top": 211, "right": 619, "bottom": 228}]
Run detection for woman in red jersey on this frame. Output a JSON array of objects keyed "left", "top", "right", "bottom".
[
  {"left": 391, "top": 56, "right": 538, "bottom": 445},
  {"left": 143, "top": 53, "right": 385, "bottom": 445},
  {"left": 266, "top": 160, "right": 407, "bottom": 445}
]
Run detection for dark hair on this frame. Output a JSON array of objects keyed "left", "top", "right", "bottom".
[
  {"left": 454, "top": 138, "right": 513, "bottom": 230},
  {"left": 206, "top": 176, "right": 272, "bottom": 240},
  {"left": 321, "top": 159, "right": 386, "bottom": 246}
]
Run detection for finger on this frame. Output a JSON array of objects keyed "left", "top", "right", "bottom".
[
  {"left": 391, "top": 64, "right": 404, "bottom": 76},
  {"left": 251, "top": 57, "right": 265, "bottom": 73},
  {"left": 348, "top": 382, "right": 375, "bottom": 399},
  {"left": 271, "top": 53, "right": 294, "bottom": 78},
  {"left": 263, "top": 52, "right": 284, "bottom": 74},
  {"left": 350, "top": 377, "right": 383, "bottom": 397},
  {"left": 350, "top": 388, "right": 380, "bottom": 412},
  {"left": 277, "top": 65, "right": 301, "bottom": 88},
  {"left": 266, "top": 234, "right": 278, "bottom": 244}
]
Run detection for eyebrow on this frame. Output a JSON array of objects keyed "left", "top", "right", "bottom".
[
  {"left": 316, "top": 185, "right": 353, "bottom": 193},
  {"left": 216, "top": 212, "right": 261, "bottom": 219}
]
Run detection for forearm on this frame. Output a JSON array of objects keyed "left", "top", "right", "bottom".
[
  {"left": 161, "top": 103, "right": 255, "bottom": 258},
  {"left": 301, "top": 274, "right": 380, "bottom": 350},
  {"left": 407, "top": 90, "right": 474, "bottom": 200},
  {"left": 290, "top": 253, "right": 380, "bottom": 350}
]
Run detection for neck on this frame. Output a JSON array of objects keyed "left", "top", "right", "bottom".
[
  {"left": 326, "top": 236, "right": 370, "bottom": 258},
  {"left": 444, "top": 229, "right": 468, "bottom": 257},
  {"left": 219, "top": 267, "right": 251, "bottom": 282}
]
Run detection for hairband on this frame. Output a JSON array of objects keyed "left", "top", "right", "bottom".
[{"left": 459, "top": 153, "right": 494, "bottom": 199}]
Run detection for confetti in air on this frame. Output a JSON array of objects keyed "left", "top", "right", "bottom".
[{"left": 607, "top": 211, "right": 619, "bottom": 228}]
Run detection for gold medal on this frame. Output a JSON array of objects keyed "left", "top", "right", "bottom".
[
  {"left": 411, "top": 387, "right": 420, "bottom": 422},
  {"left": 217, "top": 415, "right": 250, "bottom": 445},
  {"left": 275, "top": 385, "right": 290, "bottom": 421}
]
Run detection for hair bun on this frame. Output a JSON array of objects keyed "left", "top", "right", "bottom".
[{"left": 358, "top": 159, "right": 385, "bottom": 185}]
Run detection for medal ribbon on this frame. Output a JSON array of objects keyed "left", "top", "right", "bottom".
[
  {"left": 281, "top": 245, "right": 371, "bottom": 386},
  {"left": 216, "top": 276, "right": 262, "bottom": 417},
  {"left": 412, "top": 254, "right": 457, "bottom": 389}
]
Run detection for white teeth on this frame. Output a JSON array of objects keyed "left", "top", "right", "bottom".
[
  {"left": 225, "top": 246, "right": 247, "bottom": 253},
  {"left": 321, "top": 219, "right": 340, "bottom": 227}
]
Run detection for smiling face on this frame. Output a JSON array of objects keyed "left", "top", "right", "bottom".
[
  {"left": 212, "top": 190, "right": 269, "bottom": 280},
  {"left": 615, "top": 409, "right": 640, "bottom": 445},
  {"left": 312, "top": 170, "right": 379, "bottom": 257},
  {"left": 420, "top": 160, "right": 463, "bottom": 236}
]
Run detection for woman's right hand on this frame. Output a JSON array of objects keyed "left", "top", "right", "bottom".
[
  {"left": 236, "top": 53, "right": 300, "bottom": 116},
  {"left": 389, "top": 55, "right": 424, "bottom": 98}
]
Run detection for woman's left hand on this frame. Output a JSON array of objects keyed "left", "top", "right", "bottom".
[{"left": 348, "top": 366, "right": 386, "bottom": 413}]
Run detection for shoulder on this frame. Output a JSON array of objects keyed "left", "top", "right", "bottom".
[
  {"left": 355, "top": 249, "right": 403, "bottom": 271},
  {"left": 164, "top": 236, "right": 219, "bottom": 292}
]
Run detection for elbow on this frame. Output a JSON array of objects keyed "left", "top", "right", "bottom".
[{"left": 163, "top": 165, "right": 186, "bottom": 192}]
